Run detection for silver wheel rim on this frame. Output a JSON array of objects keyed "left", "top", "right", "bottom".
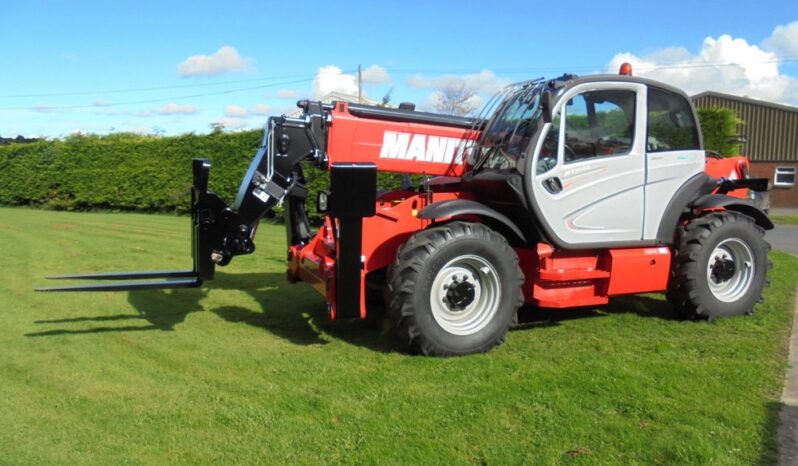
[
  {"left": 706, "top": 238, "right": 755, "bottom": 303},
  {"left": 430, "top": 254, "right": 501, "bottom": 336}
]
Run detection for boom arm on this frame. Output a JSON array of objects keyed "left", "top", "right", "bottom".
[
  {"left": 38, "top": 101, "right": 332, "bottom": 291},
  {"left": 38, "top": 100, "right": 478, "bottom": 292}
]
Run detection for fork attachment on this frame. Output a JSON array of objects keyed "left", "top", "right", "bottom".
[
  {"left": 37, "top": 159, "right": 223, "bottom": 292},
  {"left": 38, "top": 107, "right": 329, "bottom": 293}
]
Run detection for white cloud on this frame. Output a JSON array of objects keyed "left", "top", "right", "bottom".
[
  {"left": 313, "top": 65, "right": 359, "bottom": 98},
  {"left": 764, "top": 21, "right": 798, "bottom": 57},
  {"left": 222, "top": 104, "right": 271, "bottom": 118},
  {"left": 128, "top": 127, "right": 153, "bottom": 135},
  {"left": 211, "top": 117, "right": 251, "bottom": 131},
  {"left": 407, "top": 69, "right": 509, "bottom": 95},
  {"left": 135, "top": 103, "right": 200, "bottom": 117},
  {"left": 361, "top": 65, "right": 391, "bottom": 84},
  {"left": 607, "top": 32, "right": 797, "bottom": 104},
  {"left": 154, "top": 103, "right": 200, "bottom": 115},
  {"left": 250, "top": 104, "right": 270, "bottom": 115},
  {"left": 177, "top": 46, "right": 252, "bottom": 77},
  {"left": 310, "top": 64, "right": 391, "bottom": 99},
  {"left": 276, "top": 89, "right": 298, "bottom": 99},
  {"left": 224, "top": 105, "right": 249, "bottom": 117},
  {"left": 408, "top": 69, "right": 509, "bottom": 114}
]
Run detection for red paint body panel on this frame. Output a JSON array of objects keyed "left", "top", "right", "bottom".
[
  {"left": 704, "top": 155, "right": 751, "bottom": 200},
  {"left": 287, "top": 218, "right": 337, "bottom": 315},
  {"left": 291, "top": 215, "right": 675, "bottom": 315},
  {"left": 287, "top": 191, "right": 467, "bottom": 319},
  {"left": 521, "top": 244, "right": 672, "bottom": 309},
  {"left": 606, "top": 247, "right": 672, "bottom": 295},
  {"left": 327, "top": 103, "right": 478, "bottom": 176},
  {"left": 530, "top": 246, "right": 610, "bottom": 308}
]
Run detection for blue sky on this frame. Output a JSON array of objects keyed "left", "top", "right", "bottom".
[{"left": 1, "top": 0, "right": 797, "bottom": 137}]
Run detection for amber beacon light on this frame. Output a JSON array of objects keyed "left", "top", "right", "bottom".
[{"left": 619, "top": 62, "right": 633, "bottom": 76}]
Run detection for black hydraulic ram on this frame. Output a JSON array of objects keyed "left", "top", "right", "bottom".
[{"left": 38, "top": 101, "right": 331, "bottom": 292}]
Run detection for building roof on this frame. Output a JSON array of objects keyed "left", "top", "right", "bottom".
[{"left": 691, "top": 90, "right": 798, "bottom": 114}]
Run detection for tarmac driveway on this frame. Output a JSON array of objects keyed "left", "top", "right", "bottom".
[{"left": 768, "top": 225, "right": 798, "bottom": 256}]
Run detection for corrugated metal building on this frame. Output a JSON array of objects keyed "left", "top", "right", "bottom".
[{"left": 692, "top": 91, "right": 798, "bottom": 207}]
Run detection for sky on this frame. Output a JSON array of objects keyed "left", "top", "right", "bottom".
[{"left": 1, "top": 0, "right": 797, "bottom": 138}]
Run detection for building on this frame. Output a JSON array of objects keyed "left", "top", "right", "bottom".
[{"left": 692, "top": 91, "right": 798, "bottom": 208}]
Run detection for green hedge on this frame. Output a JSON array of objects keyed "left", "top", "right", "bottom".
[
  {"left": 0, "top": 131, "right": 404, "bottom": 222},
  {"left": 0, "top": 132, "right": 260, "bottom": 212},
  {"left": 697, "top": 107, "right": 742, "bottom": 157}
]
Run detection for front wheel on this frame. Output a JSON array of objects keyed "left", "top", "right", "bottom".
[
  {"left": 387, "top": 222, "right": 524, "bottom": 356},
  {"left": 667, "top": 211, "right": 770, "bottom": 320}
]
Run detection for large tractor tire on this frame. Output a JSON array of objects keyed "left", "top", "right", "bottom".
[
  {"left": 387, "top": 222, "right": 524, "bottom": 356},
  {"left": 667, "top": 211, "right": 770, "bottom": 321}
]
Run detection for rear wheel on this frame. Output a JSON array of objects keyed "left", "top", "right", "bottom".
[
  {"left": 387, "top": 222, "right": 524, "bottom": 356},
  {"left": 667, "top": 211, "right": 770, "bottom": 320}
]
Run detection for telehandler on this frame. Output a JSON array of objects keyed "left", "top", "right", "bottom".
[{"left": 40, "top": 64, "right": 773, "bottom": 356}]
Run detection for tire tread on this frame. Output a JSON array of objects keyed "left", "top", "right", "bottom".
[
  {"left": 387, "top": 222, "right": 524, "bottom": 356},
  {"left": 667, "top": 211, "right": 769, "bottom": 320}
]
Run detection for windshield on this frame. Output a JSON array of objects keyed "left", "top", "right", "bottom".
[{"left": 473, "top": 82, "right": 545, "bottom": 171}]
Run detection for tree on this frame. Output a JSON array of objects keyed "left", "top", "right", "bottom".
[
  {"left": 209, "top": 122, "right": 225, "bottom": 134},
  {"left": 431, "top": 81, "right": 478, "bottom": 116},
  {"left": 697, "top": 107, "right": 743, "bottom": 157}
]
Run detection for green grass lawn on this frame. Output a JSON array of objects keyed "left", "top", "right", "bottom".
[
  {"left": 1, "top": 207, "right": 797, "bottom": 465},
  {"left": 771, "top": 215, "right": 798, "bottom": 226}
]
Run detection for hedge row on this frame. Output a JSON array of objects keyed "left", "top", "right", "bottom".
[
  {"left": 0, "top": 131, "right": 404, "bottom": 222},
  {"left": 0, "top": 108, "right": 739, "bottom": 219},
  {"left": 696, "top": 107, "right": 742, "bottom": 157},
  {"left": 0, "top": 131, "right": 259, "bottom": 211}
]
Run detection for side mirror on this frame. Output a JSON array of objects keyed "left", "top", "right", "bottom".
[
  {"left": 726, "top": 135, "right": 749, "bottom": 145},
  {"left": 541, "top": 90, "right": 553, "bottom": 124}
]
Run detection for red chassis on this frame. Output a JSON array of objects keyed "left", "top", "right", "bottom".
[{"left": 287, "top": 102, "right": 674, "bottom": 319}]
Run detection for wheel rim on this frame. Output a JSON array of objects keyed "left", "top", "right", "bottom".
[
  {"left": 430, "top": 255, "right": 502, "bottom": 336},
  {"left": 706, "top": 238, "right": 755, "bottom": 303}
]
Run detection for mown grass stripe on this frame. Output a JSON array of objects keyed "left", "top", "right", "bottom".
[{"left": 0, "top": 206, "right": 796, "bottom": 464}]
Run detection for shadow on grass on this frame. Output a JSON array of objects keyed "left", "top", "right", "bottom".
[
  {"left": 209, "top": 271, "right": 401, "bottom": 352},
  {"left": 29, "top": 274, "right": 686, "bottom": 353},
  {"left": 26, "top": 271, "right": 400, "bottom": 351},
  {"left": 514, "top": 294, "right": 681, "bottom": 330},
  {"left": 27, "top": 286, "right": 207, "bottom": 337}
]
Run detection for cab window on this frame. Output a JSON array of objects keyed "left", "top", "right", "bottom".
[
  {"left": 480, "top": 90, "right": 542, "bottom": 170},
  {"left": 536, "top": 113, "right": 560, "bottom": 174},
  {"left": 647, "top": 88, "right": 700, "bottom": 152},
  {"left": 563, "top": 90, "right": 636, "bottom": 163}
]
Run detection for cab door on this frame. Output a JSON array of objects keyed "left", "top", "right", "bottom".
[
  {"left": 531, "top": 82, "right": 647, "bottom": 246},
  {"left": 642, "top": 87, "right": 705, "bottom": 239}
]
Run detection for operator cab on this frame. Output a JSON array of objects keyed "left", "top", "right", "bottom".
[{"left": 468, "top": 71, "right": 704, "bottom": 249}]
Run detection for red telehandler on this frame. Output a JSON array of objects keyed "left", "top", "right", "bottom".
[{"left": 40, "top": 65, "right": 774, "bottom": 356}]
